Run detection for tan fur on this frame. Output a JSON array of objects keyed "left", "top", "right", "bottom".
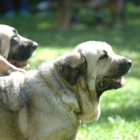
[
  {"left": 0, "top": 41, "right": 131, "bottom": 140},
  {"left": 0, "top": 25, "right": 16, "bottom": 58}
]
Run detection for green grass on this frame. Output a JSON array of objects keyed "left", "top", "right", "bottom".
[{"left": 1, "top": 2, "right": 140, "bottom": 139}]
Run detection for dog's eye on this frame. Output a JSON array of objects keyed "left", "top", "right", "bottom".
[
  {"left": 99, "top": 53, "right": 108, "bottom": 60},
  {"left": 11, "top": 36, "right": 19, "bottom": 46},
  {"left": 13, "top": 29, "right": 18, "bottom": 34}
]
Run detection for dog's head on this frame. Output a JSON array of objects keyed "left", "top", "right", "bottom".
[
  {"left": 58, "top": 41, "right": 132, "bottom": 123},
  {"left": 0, "top": 24, "right": 37, "bottom": 68}
]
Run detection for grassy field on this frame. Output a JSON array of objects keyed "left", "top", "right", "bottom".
[{"left": 1, "top": 2, "right": 140, "bottom": 140}]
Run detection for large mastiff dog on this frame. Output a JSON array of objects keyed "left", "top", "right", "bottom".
[
  {"left": 0, "top": 41, "right": 131, "bottom": 140},
  {"left": 0, "top": 24, "right": 37, "bottom": 68}
]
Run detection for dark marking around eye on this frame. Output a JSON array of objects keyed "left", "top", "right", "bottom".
[
  {"left": 99, "top": 50, "right": 108, "bottom": 60},
  {"left": 13, "top": 29, "right": 16, "bottom": 34}
]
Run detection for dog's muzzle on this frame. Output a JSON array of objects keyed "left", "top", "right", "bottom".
[
  {"left": 96, "top": 58, "right": 132, "bottom": 98},
  {"left": 8, "top": 40, "right": 38, "bottom": 68}
]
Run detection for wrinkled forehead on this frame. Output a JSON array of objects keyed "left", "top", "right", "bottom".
[
  {"left": 75, "top": 41, "right": 113, "bottom": 59},
  {"left": 74, "top": 41, "right": 114, "bottom": 75}
]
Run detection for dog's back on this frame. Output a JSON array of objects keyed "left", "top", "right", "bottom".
[{"left": 0, "top": 62, "right": 79, "bottom": 140}]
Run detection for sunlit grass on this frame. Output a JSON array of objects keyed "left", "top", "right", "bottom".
[{"left": 27, "top": 47, "right": 72, "bottom": 69}]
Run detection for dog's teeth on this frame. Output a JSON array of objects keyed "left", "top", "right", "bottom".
[
  {"left": 128, "top": 69, "right": 131, "bottom": 73},
  {"left": 120, "top": 77, "right": 125, "bottom": 86},
  {"left": 32, "top": 51, "right": 36, "bottom": 56}
]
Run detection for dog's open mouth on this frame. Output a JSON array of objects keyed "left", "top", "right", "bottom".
[
  {"left": 112, "top": 77, "right": 125, "bottom": 87},
  {"left": 96, "top": 76, "right": 125, "bottom": 98},
  {"left": 8, "top": 60, "right": 29, "bottom": 68}
]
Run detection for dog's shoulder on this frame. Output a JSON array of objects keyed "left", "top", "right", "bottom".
[{"left": 38, "top": 61, "right": 80, "bottom": 113}]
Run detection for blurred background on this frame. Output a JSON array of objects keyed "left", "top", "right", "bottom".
[{"left": 0, "top": 0, "right": 140, "bottom": 139}]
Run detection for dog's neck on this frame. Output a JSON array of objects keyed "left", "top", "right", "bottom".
[{"left": 39, "top": 62, "right": 81, "bottom": 115}]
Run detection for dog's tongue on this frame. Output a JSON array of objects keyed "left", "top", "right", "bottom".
[{"left": 113, "top": 77, "right": 125, "bottom": 86}]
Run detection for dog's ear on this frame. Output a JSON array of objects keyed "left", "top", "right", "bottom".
[{"left": 60, "top": 51, "right": 86, "bottom": 86}]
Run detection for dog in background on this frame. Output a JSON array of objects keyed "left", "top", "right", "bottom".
[
  {"left": 0, "top": 41, "right": 131, "bottom": 140},
  {"left": 0, "top": 24, "right": 38, "bottom": 68}
]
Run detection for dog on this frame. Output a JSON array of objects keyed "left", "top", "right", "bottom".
[
  {"left": 0, "top": 24, "right": 38, "bottom": 68},
  {"left": 0, "top": 41, "right": 131, "bottom": 140}
]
